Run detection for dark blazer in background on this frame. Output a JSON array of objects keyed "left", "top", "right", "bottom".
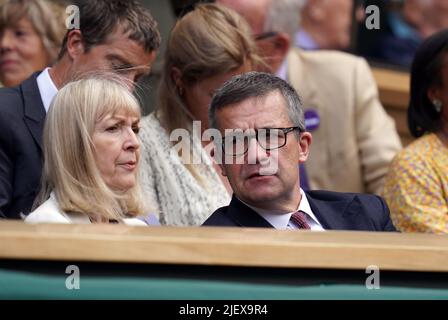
[
  {"left": 0, "top": 72, "right": 45, "bottom": 219},
  {"left": 203, "top": 190, "right": 396, "bottom": 232}
]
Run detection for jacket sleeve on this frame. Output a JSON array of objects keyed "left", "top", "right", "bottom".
[
  {"left": 354, "top": 58, "right": 402, "bottom": 194},
  {"left": 376, "top": 195, "right": 397, "bottom": 232},
  {"left": 0, "top": 114, "right": 13, "bottom": 218}
]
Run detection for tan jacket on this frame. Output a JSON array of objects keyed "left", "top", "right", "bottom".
[{"left": 287, "top": 48, "right": 402, "bottom": 194}]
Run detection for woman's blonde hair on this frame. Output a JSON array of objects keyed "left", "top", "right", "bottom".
[
  {"left": 158, "top": 3, "right": 261, "bottom": 132},
  {"left": 157, "top": 3, "right": 262, "bottom": 179},
  {"left": 34, "top": 75, "right": 147, "bottom": 221},
  {"left": 0, "top": 0, "right": 66, "bottom": 63}
]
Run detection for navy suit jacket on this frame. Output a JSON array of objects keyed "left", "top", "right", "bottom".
[
  {"left": 203, "top": 190, "right": 396, "bottom": 231},
  {"left": 0, "top": 72, "right": 45, "bottom": 218}
]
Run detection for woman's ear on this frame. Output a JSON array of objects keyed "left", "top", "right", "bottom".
[
  {"left": 171, "top": 66, "right": 184, "bottom": 93},
  {"left": 427, "top": 86, "right": 441, "bottom": 103},
  {"left": 66, "top": 29, "right": 86, "bottom": 60}
]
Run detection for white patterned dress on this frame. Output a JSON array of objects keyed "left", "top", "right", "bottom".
[{"left": 139, "top": 113, "right": 231, "bottom": 226}]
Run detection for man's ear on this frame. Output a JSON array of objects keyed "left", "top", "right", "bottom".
[
  {"left": 208, "top": 139, "right": 227, "bottom": 176},
  {"left": 219, "top": 163, "right": 227, "bottom": 177},
  {"left": 66, "top": 30, "right": 86, "bottom": 60},
  {"left": 214, "top": 144, "right": 228, "bottom": 177},
  {"left": 298, "top": 131, "right": 312, "bottom": 163},
  {"left": 272, "top": 33, "right": 290, "bottom": 58}
]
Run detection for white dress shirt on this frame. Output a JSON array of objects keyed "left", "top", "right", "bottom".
[
  {"left": 240, "top": 188, "right": 325, "bottom": 231},
  {"left": 36, "top": 67, "right": 58, "bottom": 112}
]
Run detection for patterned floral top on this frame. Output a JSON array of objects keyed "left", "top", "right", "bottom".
[
  {"left": 382, "top": 133, "right": 448, "bottom": 233},
  {"left": 138, "top": 113, "right": 231, "bottom": 226}
]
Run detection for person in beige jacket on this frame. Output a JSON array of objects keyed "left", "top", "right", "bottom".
[{"left": 218, "top": 0, "right": 402, "bottom": 194}]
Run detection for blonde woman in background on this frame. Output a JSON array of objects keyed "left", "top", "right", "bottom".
[
  {"left": 26, "top": 76, "right": 151, "bottom": 225},
  {"left": 0, "top": 0, "right": 66, "bottom": 87},
  {"left": 139, "top": 3, "right": 261, "bottom": 226}
]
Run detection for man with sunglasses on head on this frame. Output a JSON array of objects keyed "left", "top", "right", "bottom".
[{"left": 204, "top": 72, "right": 396, "bottom": 231}]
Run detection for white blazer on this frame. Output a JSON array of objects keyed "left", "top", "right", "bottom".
[{"left": 25, "top": 193, "right": 147, "bottom": 226}]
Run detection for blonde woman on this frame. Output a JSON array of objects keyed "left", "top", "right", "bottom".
[
  {"left": 26, "top": 76, "right": 151, "bottom": 225},
  {"left": 139, "top": 3, "right": 261, "bottom": 226},
  {"left": 0, "top": 0, "right": 66, "bottom": 87}
]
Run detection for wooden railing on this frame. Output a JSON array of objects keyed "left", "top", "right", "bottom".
[
  {"left": 371, "top": 67, "right": 412, "bottom": 146},
  {"left": 1, "top": 221, "right": 447, "bottom": 272}
]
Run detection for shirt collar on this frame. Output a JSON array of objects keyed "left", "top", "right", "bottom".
[
  {"left": 294, "top": 30, "right": 319, "bottom": 50},
  {"left": 36, "top": 67, "right": 58, "bottom": 113},
  {"left": 238, "top": 188, "right": 321, "bottom": 230},
  {"left": 49, "top": 192, "right": 91, "bottom": 224},
  {"left": 298, "top": 188, "right": 320, "bottom": 226},
  {"left": 276, "top": 57, "right": 288, "bottom": 81}
]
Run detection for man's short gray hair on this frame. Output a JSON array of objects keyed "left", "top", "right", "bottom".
[
  {"left": 209, "top": 71, "right": 305, "bottom": 131},
  {"left": 264, "top": 0, "right": 306, "bottom": 40}
]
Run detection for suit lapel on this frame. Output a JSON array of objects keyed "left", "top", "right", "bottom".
[
  {"left": 22, "top": 73, "right": 46, "bottom": 151},
  {"left": 306, "top": 191, "right": 376, "bottom": 230},
  {"left": 227, "top": 196, "right": 274, "bottom": 228},
  {"left": 306, "top": 194, "right": 349, "bottom": 230}
]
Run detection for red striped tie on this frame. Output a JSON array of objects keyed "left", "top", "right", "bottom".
[{"left": 290, "top": 211, "right": 311, "bottom": 229}]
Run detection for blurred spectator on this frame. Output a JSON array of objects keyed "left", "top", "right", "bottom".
[
  {"left": 357, "top": 0, "right": 448, "bottom": 68},
  {"left": 0, "top": 0, "right": 66, "bottom": 87},
  {"left": 382, "top": 30, "right": 448, "bottom": 233},
  {"left": 139, "top": 3, "right": 261, "bottom": 226},
  {"left": 297, "top": 0, "right": 364, "bottom": 51},
  {"left": 26, "top": 76, "right": 149, "bottom": 225},
  {"left": 404, "top": 0, "right": 448, "bottom": 38}
]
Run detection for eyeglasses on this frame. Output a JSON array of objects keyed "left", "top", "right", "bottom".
[
  {"left": 221, "top": 127, "right": 303, "bottom": 156},
  {"left": 254, "top": 31, "right": 279, "bottom": 41}
]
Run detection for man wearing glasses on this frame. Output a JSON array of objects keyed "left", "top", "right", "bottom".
[{"left": 203, "top": 72, "right": 396, "bottom": 231}]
